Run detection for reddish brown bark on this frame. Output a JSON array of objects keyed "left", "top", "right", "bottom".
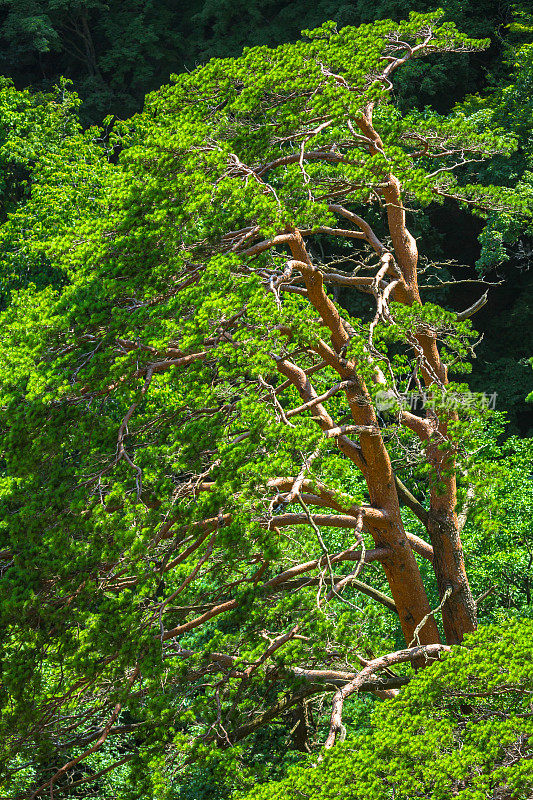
[
  {"left": 382, "top": 170, "right": 476, "bottom": 644},
  {"left": 277, "top": 234, "right": 442, "bottom": 648},
  {"left": 262, "top": 127, "right": 477, "bottom": 646}
]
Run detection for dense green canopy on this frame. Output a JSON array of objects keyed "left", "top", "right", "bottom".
[
  {"left": 0, "top": 8, "right": 532, "bottom": 800},
  {"left": 239, "top": 621, "right": 533, "bottom": 800}
]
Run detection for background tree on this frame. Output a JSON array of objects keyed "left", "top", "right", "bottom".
[
  {"left": 0, "top": 10, "right": 531, "bottom": 799},
  {"left": 0, "top": 76, "right": 111, "bottom": 310},
  {"left": 0, "top": 0, "right": 189, "bottom": 122},
  {"left": 455, "top": 4, "right": 533, "bottom": 434},
  {"left": 0, "top": 0, "right": 514, "bottom": 124}
]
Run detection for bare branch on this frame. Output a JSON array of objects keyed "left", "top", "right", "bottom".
[
  {"left": 324, "top": 643, "right": 450, "bottom": 749},
  {"left": 456, "top": 291, "right": 489, "bottom": 322}
]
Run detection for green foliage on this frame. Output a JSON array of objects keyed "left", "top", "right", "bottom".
[
  {"left": 236, "top": 620, "right": 533, "bottom": 800},
  {"left": 0, "top": 77, "right": 113, "bottom": 308},
  {"left": 462, "top": 431, "right": 533, "bottom": 615},
  {"left": 459, "top": 35, "right": 533, "bottom": 272},
  {"left": 0, "top": 11, "right": 530, "bottom": 798}
]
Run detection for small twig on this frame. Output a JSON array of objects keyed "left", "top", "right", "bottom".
[
  {"left": 258, "top": 376, "right": 295, "bottom": 427},
  {"left": 297, "top": 494, "right": 363, "bottom": 611},
  {"left": 475, "top": 585, "right": 496, "bottom": 607},
  {"left": 409, "top": 585, "right": 452, "bottom": 647}
]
